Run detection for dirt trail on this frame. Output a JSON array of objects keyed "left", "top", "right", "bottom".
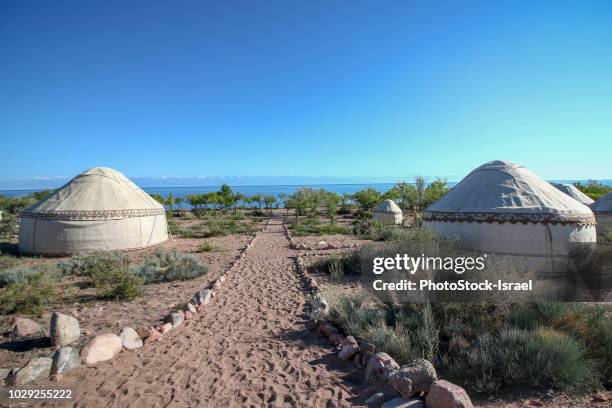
[{"left": 43, "top": 216, "right": 359, "bottom": 407}]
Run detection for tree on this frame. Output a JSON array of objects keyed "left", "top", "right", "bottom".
[
  {"left": 186, "top": 194, "right": 203, "bottom": 209},
  {"left": 166, "top": 193, "right": 175, "bottom": 211},
  {"left": 415, "top": 176, "right": 426, "bottom": 209},
  {"left": 323, "top": 191, "right": 341, "bottom": 222},
  {"left": 250, "top": 194, "right": 265, "bottom": 212},
  {"left": 574, "top": 180, "right": 612, "bottom": 200},
  {"left": 232, "top": 192, "right": 245, "bottom": 213},
  {"left": 218, "top": 184, "right": 234, "bottom": 209},
  {"left": 352, "top": 188, "right": 382, "bottom": 211},
  {"left": 264, "top": 196, "right": 277, "bottom": 214},
  {"left": 382, "top": 187, "right": 401, "bottom": 202},
  {"left": 424, "top": 179, "right": 449, "bottom": 207},
  {"left": 395, "top": 181, "right": 419, "bottom": 211},
  {"left": 174, "top": 196, "right": 184, "bottom": 209}
]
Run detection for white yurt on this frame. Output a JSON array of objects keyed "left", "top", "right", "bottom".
[
  {"left": 591, "top": 192, "right": 612, "bottom": 236},
  {"left": 551, "top": 183, "right": 594, "bottom": 205},
  {"left": 19, "top": 167, "right": 168, "bottom": 255},
  {"left": 373, "top": 199, "right": 403, "bottom": 225},
  {"left": 423, "top": 160, "right": 596, "bottom": 273}
]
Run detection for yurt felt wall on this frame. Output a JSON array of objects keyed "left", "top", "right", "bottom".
[
  {"left": 591, "top": 192, "right": 612, "bottom": 236},
  {"left": 551, "top": 183, "right": 594, "bottom": 205},
  {"left": 373, "top": 199, "right": 403, "bottom": 225},
  {"left": 423, "top": 160, "right": 596, "bottom": 273},
  {"left": 19, "top": 167, "right": 168, "bottom": 255}
]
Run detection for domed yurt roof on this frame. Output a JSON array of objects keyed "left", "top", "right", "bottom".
[
  {"left": 19, "top": 167, "right": 167, "bottom": 255},
  {"left": 374, "top": 199, "right": 402, "bottom": 214},
  {"left": 424, "top": 160, "right": 595, "bottom": 225},
  {"left": 551, "top": 183, "right": 594, "bottom": 205},
  {"left": 591, "top": 192, "right": 612, "bottom": 214},
  {"left": 23, "top": 167, "right": 163, "bottom": 219}
]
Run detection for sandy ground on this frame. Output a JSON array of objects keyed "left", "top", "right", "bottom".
[
  {"left": 0, "top": 233, "right": 252, "bottom": 371},
  {"left": 20, "top": 216, "right": 362, "bottom": 407}
]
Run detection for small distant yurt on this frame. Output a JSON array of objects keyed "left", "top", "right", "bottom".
[
  {"left": 19, "top": 167, "right": 168, "bottom": 255},
  {"left": 373, "top": 199, "right": 403, "bottom": 225},
  {"left": 423, "top": 160, "right": 596, "bottom": 272},
  {"left": 591, "top": 192, "right": 612, "bottom": 235},
  {"left": 552, "top": 183, "right": 594, "bottom": 205}
]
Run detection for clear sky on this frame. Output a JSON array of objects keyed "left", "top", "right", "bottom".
[{"left": 1, "top": 0, "right": 611, "bottom": 187}]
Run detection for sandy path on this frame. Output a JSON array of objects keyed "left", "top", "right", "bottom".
[{"left": 40, "top": 217, "right": 358, "bottom": 408}]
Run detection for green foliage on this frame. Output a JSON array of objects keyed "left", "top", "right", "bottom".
[
  {"left": 0, "top": 253, "right": 20, "bottom": 271},
  {"left": 394, "top": 181, "right": 419, "bottom": 211},
  {"left": 132, "top": 250, "right": 208, "bottom": 284},
  {"left": 328, "top": 296, "right": 608, "bottom": 394},
  {"left": 309, "top": 252, "right": 361, "bottom": 276},
  {"left": 574, "top": 180, "right": 612, "bottom": 200},
  {"left": 287, "top": 220, "right": 350, "bottom": 236},
  {"left": 197, "top": 242, "right": 214, "bottom": 252},
  {"left": 90, "top": 265, "right": 143, "bottom": 301},
  {"left": 424, "top": 179, "right": 450, "bottom": 207},
  {"left": 0, "top": 270, "right": 58, "bottom": 314},
  {"left": 352, "top": 188, "right": 382, "bottom": 211},
  {"left": 1, "top": 264, "right": 46, "bottom": 287}
]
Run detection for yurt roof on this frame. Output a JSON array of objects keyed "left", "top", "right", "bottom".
[
  {"left": 551, "top": 183, "right": 594, "bottom": 205},
  {"left": 374, "top": 199, "right": 402, "bottom": 214},
  {"left": 21, "top": 167, "right": 164, "bottom": 220},
  {"left": 424, "top": 160, "right": 595, "bottom": 225},
  {"left": 591, "top": 192, "right": 612, "bottom": 214}
]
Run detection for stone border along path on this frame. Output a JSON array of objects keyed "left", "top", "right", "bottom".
[
  {"left": 288, "top": 222, "right": 477, "bottom": 408},
  {"left": 1, "top": 219, "right": 266, "bottom": 388},
  {"left": 14, "top": 215, "right": 365, "bottom": 407}
]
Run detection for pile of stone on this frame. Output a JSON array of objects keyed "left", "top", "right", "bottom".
[{"left": 295, "top": 249, "right": 474, "bottom": 408}]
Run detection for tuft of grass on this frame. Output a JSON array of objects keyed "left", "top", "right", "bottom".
[
  {"left": 197, "top": 242, "right": 214, "bottom": 252},
  {"left": 0, "top": 253, "right": 20, "bottom": 272},
  {"left": 288, "top": 221, "right": 350, "bottom": 236},
  {"left": 329, "top": 256, "right": 343, "bottom": 282},
  {"left": 132, "top": 249, "right": 208, "bottom": 284},
  {"left": 0, "top": 271, "right": 57, "bottom": 314}
]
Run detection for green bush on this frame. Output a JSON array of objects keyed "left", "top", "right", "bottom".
[
  {"left": 288, "top": 221, "right": 350, "bottom": 236},
  {"left": 61, "top": 252, "right": 128, "bottom": 278},
  {"left": 0, "top": 271, "right": 57, "bottom": 314},
  {"left": 197, "top": 242, "right": 214, "bottom": 252},
  {"left": 309, "top": 252, "right": 361, "bottom": 276},
  {"left": 132, "top": 250, "right": 208, "bottom": 284},
  {"left": 327, "top": 296, "right": 608, "bottom": 394},
  {"left": 90, "top": 266, "right": 143, "bottom": 300},
  {"left": 0, "top": 254, "right": 21, "bottom": 274},
  {"left": 446, "top": 327, "right": 597, "bottom": 393}
]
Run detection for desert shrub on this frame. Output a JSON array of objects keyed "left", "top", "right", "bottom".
[
  {"left": 309, "top": 252, "right": 361, "bottom": 276},
  {"left": 0, "top": 253, "right": 20, "bottom": 272},
  {"left": 167, "top": 218, "right": 183, "bottom": 236},
  {"left": 329, "top": 256, "right": 343, "bottom": 282},
  {"left": 61, "top": 252, "right": 128, "bottom": 278},
  {"left": 288, "top": 221, "right": 350, "bottom": 236},
  {"left": 90, "top": 267, "right": 143, "bottom": 300},
  {"left": 0, "top": 271, "right": 57, "bottom": 314},
  {"left": 0, "top": 263, "right": 62, "bottom": 287},
  {"left": 600, "top": 229, "right": 612, "bottom": 243},
  {"left": 446, "top": 327, "right": 597, "bottom": 393},
  {"left": 132, "top": 250, "right": 208, "bottom": 284},
  {"left": 197, "top": 242, "right": 214, "bottom": 252}
]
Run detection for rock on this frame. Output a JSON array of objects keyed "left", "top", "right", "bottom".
[
  {"left": 338, "top": 336, "right": 360, "bottom": 361},
  {"left": 143, "top": 327, "right": 162, "bottom": 344},
  {"left": 365, "top": 352, "right": 400, "bottom": 384},
  {"left": 360, "top": 341, "right": 376, "bottom": 366},
  {"left": 353, "top": 353, "right": 362, "bottom": 366},
  {"left": 389, "top": 359, "right": 437, "bottom": 399},
  {"left": 425, "top": 380, "right": 474, "bottom": 408},
  {"left": 192, "top": 289, "right": 212, "bottom": 305},
  {"left": 11, "top": 358, "right": 53, "bottom": 385},
  {"left": 183, "top": 303, "right": 197, "bottom": 314},
  {"left": 51, "top": 347, "right": 80, "bottom": 375},
  {"left": 318, "top": 322, "right": 338, "bottom": 338},
  {"left": 382, "top": 397, "right": 425, "bottom": 408},
  {"left": 328, "top": 333, "right": 344, "bottom": 346},
  {"left": 527, "top": 401, "right": 543, "bottom": 407},
  {"left": 217, "top": 275, "right": 226, "bottom": 283},
  {"left": 50, "top": 312, "right": 80, "bottom": 347},
  {"left": 11, "top": 317, "right": 42, "bottom": 337},
  {"left": 591, "top": 394, "right": 607, "bottom": 402},
  {"left": 0, "top": 367, "right": 11, "bottom": 385},
  {"left": 317, "top": 240, "right": 327, "bottom": 247},
  {"left": 160, "top": 322, "right": 173, "bottom": 334},
  {"left": 184, "top": 311, "right": 194, "bottom": 320},
  {"left": 165, "top": 311, "right": 184, "bottom": 328},
  {"left": 80, "top": 333, "right": 122, "bottom": 365},
  {"left": 212, "top": 279, "right": 223, "bottom": 290},
  {"left": 362, "top": 385, "right": 401, "bottom": 408},
  {"left": 119, "top": 327, "right": 143, "bottom": 350},
  {"left": 365, "top": 392, "right": 388, "bottom": 408}
]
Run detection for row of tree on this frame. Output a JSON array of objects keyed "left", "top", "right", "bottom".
[
  {"left": 151, "top": 184, "right": 278, "bottom": 213},
  {"left": 150, "top": 178, "right": 450, "bottom": 218}
]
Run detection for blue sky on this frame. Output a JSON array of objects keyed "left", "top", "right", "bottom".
[{"left": 1, "top": 1, "right": 611, "bottom": 188}]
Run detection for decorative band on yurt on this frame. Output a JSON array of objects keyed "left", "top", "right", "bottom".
[
  {"left": 20, "top": 208, "right": 166, "bottom": 221},
  {"left": 423, "top": 211, "right": 596, "bottom": 225}
]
